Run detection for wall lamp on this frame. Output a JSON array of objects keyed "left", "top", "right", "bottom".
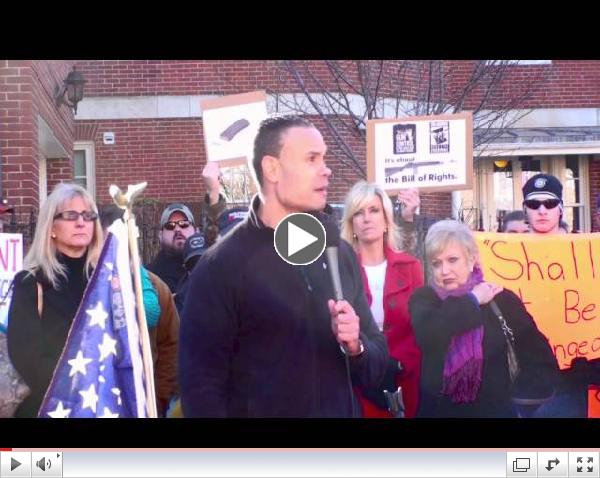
[{"left": 55, "top": 66, "right": 86, "bottom": 114}]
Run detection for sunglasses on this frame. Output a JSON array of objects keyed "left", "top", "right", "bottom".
[
  {"left": 54, "top": 210, "right": 98, "bottom": 221},
  {"left": 163, "top": 220, "right": 192, "bottom": 231},
  {"left": 523, "top": 199, "right": 561, "bottom": 210}
]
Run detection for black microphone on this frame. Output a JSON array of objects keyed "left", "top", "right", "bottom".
[
  {"left": 322, "top": 217, "right": 343, "bottom": 301},
  {"left": 320, "top": 214, "right": 358, "bottom": 416}
]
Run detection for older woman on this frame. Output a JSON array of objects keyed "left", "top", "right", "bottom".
[
  {"left": 7, "top": 183, "right": 103, "bottom": 417},
  {"left": 409, "top": 219, "right": 559, "bottom": 417},
  {"left": 342, "top": 181, "right": 424, "bottom": 417}
]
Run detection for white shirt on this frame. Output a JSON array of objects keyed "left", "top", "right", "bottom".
[{"left": 364, "top": 260, "right": 387, "bottom": 331}]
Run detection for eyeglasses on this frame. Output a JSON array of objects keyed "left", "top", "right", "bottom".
[
  {"left": 163, "top": 220, "right": 192, "bottom": 231},
  {"left": 53, "top": 210, "right": 98, "bottom": 221},
  {"left": 523, "top": 199, "right": 561, "bottom": 210}
]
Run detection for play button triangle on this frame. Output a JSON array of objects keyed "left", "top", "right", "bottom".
[
  {"left": 288, "top": 221, "right": 318, "bottom": 257},
  {"left": 11, "top": 458, "right": 21, "bottom": 471}
]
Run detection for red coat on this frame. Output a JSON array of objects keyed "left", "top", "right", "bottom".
[{"left": 358, "top": 246, "right": 424, "bottom": 418}]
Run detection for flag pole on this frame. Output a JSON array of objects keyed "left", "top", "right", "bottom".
[{"left": 110, "top": 182, "right": 157, "bottom": 418}]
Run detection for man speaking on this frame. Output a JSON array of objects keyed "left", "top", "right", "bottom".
[{"left": 179, "top": 116, "right": 388, "bottom": 417}]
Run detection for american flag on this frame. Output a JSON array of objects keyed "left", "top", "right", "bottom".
[{"left": 38, "top": 219, "right": 148, "bottom": 418}]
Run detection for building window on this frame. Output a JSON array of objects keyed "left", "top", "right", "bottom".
[
  {"left": 563, "top": 156, "right": 588, "bottom": 233},
  {"left": 468, "top": 155, "right": 591, "bottom": 232},
  {"left": 73, "top": 141, "right": 96, "bottom": 199},
  {"left": 39, "top": 155, "right": 47, "bottom": 200}
]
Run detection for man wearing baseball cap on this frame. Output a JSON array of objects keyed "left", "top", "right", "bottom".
[
  {"left": 147, "top": 163, "right": 226, "bottom": 292},
  {"left": 147, "top": 203, "right": 198, "bottom": 292},
  {"left": 217, "top": 207, "right": 249, "bottom": 239},
  {"left": 522, "top": 173, "right": 564, "bottom": 234},
  {"left": 519, "top": 173, "right": 584, "bottom": 418},
  {"left": 174, "top": 232, "right": 208, "bottom": 316}
]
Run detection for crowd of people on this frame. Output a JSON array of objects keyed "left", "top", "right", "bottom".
[{"left": 4, "top": 113, "right": 599, "bottom": 418}]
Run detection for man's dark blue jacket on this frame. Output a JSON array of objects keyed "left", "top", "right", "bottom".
[{"left": 179, "top": 196, "right": 389, "bottom": 417}]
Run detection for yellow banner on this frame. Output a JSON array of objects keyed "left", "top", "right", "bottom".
[{"left": 475, "top": 232, "right": 600, "bottom": 370}]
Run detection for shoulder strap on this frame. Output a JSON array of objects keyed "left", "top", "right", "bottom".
[
  {"left": 0, "top": 279, "right": 15, "bottom": 306},
  {"left": 490, "top": 299, "right": 515, "bottom": 343},
  {"left": 0, "top": 276, "right": 43, "bottom": 319},
  {"left": 37, "top": 282, "right": 43, "bottom": 318}
]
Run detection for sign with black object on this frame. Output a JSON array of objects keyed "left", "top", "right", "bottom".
[
  {"left": 201, "top": 90, "right": 268, "bottom": 167},
  {"left": 367, "top": 112, "right": 473, "bottom": 194}
]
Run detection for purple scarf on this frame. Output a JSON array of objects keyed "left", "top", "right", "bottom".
[{"left": 432, "top": 266, "right": 485, "bottom": 403}]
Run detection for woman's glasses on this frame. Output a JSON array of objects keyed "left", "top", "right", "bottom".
[
  {"left": 523, "top": 199, "right": 561, "bottom": 210},
  {"left": 53, "top": 210, "right": 98, "bottom": 221}
]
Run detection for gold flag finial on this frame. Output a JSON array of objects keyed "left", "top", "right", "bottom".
[{"left": 109, "top": 182, "right": 148, "bottom": 209}]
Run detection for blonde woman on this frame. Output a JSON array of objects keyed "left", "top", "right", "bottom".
[
  {"left": 7, "top": 183, "right": 103, "bottom": 417},
  {"left": 409, "top": 220, "right": 559, "bottom": 417},
  {"left": 342, "top": 181, "right": 424, "bottom": 417}
]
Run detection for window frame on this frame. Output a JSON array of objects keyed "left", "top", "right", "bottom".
[{"left": 73, "top": 141, "right": 96, "bottom": 200}]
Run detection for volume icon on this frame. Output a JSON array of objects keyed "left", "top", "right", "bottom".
[{"left": 35, "top": 457, "right": 51, "bottom": 471}]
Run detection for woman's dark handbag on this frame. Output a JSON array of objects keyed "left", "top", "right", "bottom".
[
  {"left": 0, "top": 281, "right": 41, "bottom": 417},
  {"left": 490, "top": 300, "right": 520, "bottom": 383},
  {"left": 383, "top": 386, "right": 405, "bottom": 418}
]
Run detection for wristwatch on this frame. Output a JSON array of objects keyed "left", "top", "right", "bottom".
[{"left": 340, "top": 340, "right": 365, "bottom": 357}]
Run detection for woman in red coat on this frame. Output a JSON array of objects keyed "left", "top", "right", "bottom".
[{"left": 341, "top": 181, "right": 424, "bottom": 417}]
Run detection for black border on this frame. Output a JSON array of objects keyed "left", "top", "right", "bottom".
[{"left": 3, "top": 418, "right": 599, "bottom": 448}]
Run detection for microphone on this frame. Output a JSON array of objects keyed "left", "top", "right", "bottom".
[
  {"left": 322, "top": 217, "right": 343, "bottom": 301},
  {"left": 320, "top": 213, "right": 359, "bottom": 417}
]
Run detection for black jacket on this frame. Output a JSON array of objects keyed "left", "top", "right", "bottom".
[
  {"left": 179, "top": 196, "right": 389, "bottom": 417},
  {"left": 409, "top": 287, "right": 559, "bottom": 417},
  {"left": 7, "top": 255, "right": 89, "bottom": 417},
  {"left": 147, "top": 249, "right": 184, "bottom": 293}
]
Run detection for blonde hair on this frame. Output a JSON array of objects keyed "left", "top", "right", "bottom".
[
  {"left": 24, "top": 182, "right": 103, "bottom": 288},
  {"left": 341, "top": 181, "right": 401, "bottom": 252},
  {"left": 424, "top": 219, "right": 478, "bottom": 284}
]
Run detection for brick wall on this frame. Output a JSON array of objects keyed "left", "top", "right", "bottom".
[
  {"left": 0, "top": 60, "right": 75, "bottom": 212},
  {"left": 71, "top": 60, "right": 600, "bottom": 223},
  {"left": 47, "top": 158, "right": 73, "bottom": 193},
  {"left": 0, "top": 60, "right": 35, "bottom": 214},
  {"left": 76, "top": 60, "right": 600, "bottom": 109},
  {"left": 81, "top": 113, "right": 453, "bottom": 214},
  {"left": 81, "top": 115, "right": 368, "bottom": 206}
]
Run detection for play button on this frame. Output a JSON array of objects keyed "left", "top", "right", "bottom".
[
  {"left": 274, "top": 213, "right": 326, "bottom": 265},
  {"left": 11, "top": 458, "right": 21, "bottom": 471}
]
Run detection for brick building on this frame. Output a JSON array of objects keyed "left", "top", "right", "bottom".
[{"left": 2, "top": 60, "right": 600, "bottom": 234}]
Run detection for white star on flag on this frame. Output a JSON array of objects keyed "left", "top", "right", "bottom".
[
  {"left": 87, "top": 302, "right": 109, "bottom": 330},
  {"left": 67, "top": 350, "right": 93, "bottom": 377},
  {"left": 98, "top": 406, "right": 119, "bottom": 418},
  {"left": 104, "top": 262, "right": 114, "bottom": 282},
  {"left": 98, "top": 333, "right": 118, "bottom": 361},
  {"left": 47, "top": 401, "right": 72, "bottom": 418},
  {"left": 112, "top": 387, "right": 123, "bottom": 406},
  {"left": 79, "top": 384, "right": 99, "bottom": 413}
]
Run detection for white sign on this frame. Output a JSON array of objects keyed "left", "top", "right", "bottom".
[
  {"left": 103, "top": 132, "right": 115, "bottom": 145},
  {"left": 367, "top": 112, "right": 473, "bottom": 193},
  {"left": 0, "top": 233, "right": 24, "bottom": 333},
  {"left": 201, "top": 91, "right": 268, "bottom": 167}
]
